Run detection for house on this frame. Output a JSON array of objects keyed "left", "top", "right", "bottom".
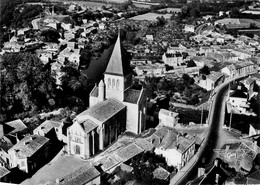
[
  {"left": 198, "top": 71, "right": 224, "bottom": 91},
  {"left": 33, "top": 120, "right": 62, "bottom": 141},
  {"left": 134, "top": 62, "right": 166, "bottom": 76},
  {"left": 153, "top": 127, "right": 196, "bottom": 170},
  {"left": 4, "top": 119, "right": 27, "bottom": 135},
  {"left": 227, "top": 89, "right": 250, "bottom": 114},
  {"left": 214, "top": 141, "right": 256, "bottom": 174},
  {"left": 8, "top": 135, "right": 49, "bottom": 173},
  {"left": 51, "top": 164, "right": 101, "bottom": 185},
  {"left": 146, "top": 34, "right": 154, "bottom": 41},
  {"left": 221, "top": 64, "right": 237, "bottom": 78},
  {"left": 162, "top": 53, "right": 183, "bottom": 67},
  {"left": 158, "top": 109, "right": 179, "bottom": 128},
  {"left": 190, "top": 159, "right": 230, "bottom": 185},
  {"left": 184, "top": 25, "right": 195, "bottom": 33},
  {"left": 99, "top": 23, "right": 106, "bottom": 30}
]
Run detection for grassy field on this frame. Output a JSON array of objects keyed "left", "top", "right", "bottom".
[{"left": 130, "top": 12, "right": 172, "bottom": 22}]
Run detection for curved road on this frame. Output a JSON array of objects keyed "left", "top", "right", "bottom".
[{"left": 171, "top": 74, "right": 252, "bottom": 185}]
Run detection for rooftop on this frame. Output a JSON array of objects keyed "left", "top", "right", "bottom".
[
  {"left": 115, "top": 143, "right": 143, "bottom": 162},
  {"left": 34, "top": 120, "right": 61, "bottom": 134},
  {"left": 94, "top": 155, "right": 121, "bottom": 172},
  {"left": 5, "top": 119, "right": 27, "bottom": 134},
  {"left": 124, "top": 88, "right": 142, "bottom": 104},
  {"left": 52, "top": 165, "right": 100, "bottom": 185},
  {"left": 81, "top": 119, "right": 98, "bottom": 133},
  {"left": 159, "top": 109, "right": 179, "bottom": 118},
  {"left": 76, "top": 98, "right": 125, "bottom": 124},
  {"left": 9, "top": 135, "right": 49, "bottom": 159},
  {"left": 0, "top": 166, "right": 10, "bottom": 178}
]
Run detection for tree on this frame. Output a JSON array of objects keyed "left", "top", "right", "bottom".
[
  {"left": 200, "top": 65, "right": 210, "bottom": 75},
  {"left": 186, "top": 60, "right": 197, "bottom": 67},
  {"left": 1, "top": 52, "right": 56, "bottom": 122}
]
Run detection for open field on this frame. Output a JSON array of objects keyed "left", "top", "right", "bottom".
[{"left": 130, "top": 12, "right": 172, "bottom": 21}]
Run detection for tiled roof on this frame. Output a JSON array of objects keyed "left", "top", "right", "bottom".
[
  {"left": 56, "top": 165, "right": 100, "bottom": 185},
  {"left": 90, "top": 86, "right": 99, "bottom": 97},
  {"left": 94, "top": 155, "right": 121, "bottom": 172},
  {"left": 154, "top": 127, "right": 169, "bottom": 139},
  {"left": 81, "top": 119, "right": 98, "bottom": 133},
  {"left": 0, "top": 166, "right": 10, "bottom": 178},
  {"left": 134, "top": 138, "right": 154, "bottom": 151},
  {"left": 124, "top": 88, "right": 141, "bottom": 104},
  {"left": 5, "top": 119, "right": 27, "bottom": 134},
  {"left": 105, "top": 33, "right": 131, "bottom": 76},
  {"left": 115, "top": 143, "right": 143, "bottom": 162},
  {"left": 76, "top": 99, "right": 125, "bottom": 124},
  {"left": 9, "top": 135, "right": 49, "bottom": 159},
  {"left": 247, "top": 170, "right": 260, "bottom": 184},
  {"left": 34, "top": 120, "right": 61, "bottom": 134},
  {"left": 153, "top": 166, "right": 170, "bottom": 180}
]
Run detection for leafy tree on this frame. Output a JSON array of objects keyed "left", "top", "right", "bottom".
[
  {"left": 186, "top": 60, "right": 197, "bottom": 67},
  {"left": 40, "top": 29, "right": 60, "bottom": 43},
  {"left": 1, "top": 52, "right": 56, "bottom": 122},
  {"left": 200, "top": 65, "right": 210, "bottom": 75}
]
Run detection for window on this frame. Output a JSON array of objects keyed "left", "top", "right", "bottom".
[
  {"left": 112, "top": 79, "right": 115, "bottom": 89},
  {"left": 108, "top": 78, "right": 111, "bottom": 88},
  {"left": 116, "top": 79, "right": 119, "bottom": 89}
]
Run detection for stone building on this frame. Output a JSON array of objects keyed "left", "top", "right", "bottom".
[{"left": 67, "top": 32, "right": 147, "bottom": 159}]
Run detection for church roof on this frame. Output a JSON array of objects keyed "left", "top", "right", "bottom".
[
  {"left": 124, "top": 88, "right": 142, "bottom": 104},
  {"left": 81, "top": 119, "right": 98, "bottom": 133},
  {"left": 105, "top": 33, "right": 131, "bottom": 76},
  {"left": 76, "top": 99, "right": 125, "bottom": 124}
]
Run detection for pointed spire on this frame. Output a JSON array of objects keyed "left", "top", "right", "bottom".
[{"left": 105, "top": 29, "right": 125, "bottom": 76}]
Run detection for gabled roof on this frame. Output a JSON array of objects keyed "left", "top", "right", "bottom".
[
  {"left": 76, "top": 99, "right": 125, "bottom": 124},
  {"left": 105, "top": 32, "right": 131, "bottom": 76},
  {"left": 81, "top": 119, "right": 98, "bottom": 133},
  {"left": 34, "top": 120, "right": 61, "bottom": 134},
  {"left": 5, "top": 119, "right": 27, "bottom": 134},
  {"left": 55, "top": 165, "right": 100, "bottom": 185},
  {"left": 9, "top": 135, "right": 49, "bottom": 159},
  {"left": 0, "top": 166, "right": 10, "bottom": 178}
]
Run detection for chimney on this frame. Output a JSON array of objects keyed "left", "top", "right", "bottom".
[{"left": 214, "top": 159, "right": 219, "bottom": 167}]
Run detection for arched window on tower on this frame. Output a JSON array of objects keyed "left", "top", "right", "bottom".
[
  {"left": 108, "top": 78, "right": 111, "bottom": 88},
  {"left": 112, "top": 79, "right": 115, "bottom": 89},
  {"left": 116, "top": 79, "right": 120, "bottom": 90}
]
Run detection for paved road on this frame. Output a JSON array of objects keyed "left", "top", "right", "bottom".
[{"left": 170, "top": 73, "right": 255, "bottom": 185}]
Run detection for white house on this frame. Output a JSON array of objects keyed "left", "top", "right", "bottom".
[
  {"left": 154, "top": 131, "right": 196, "bottom": 171},
  {"left": 162, "top": 53, "right": 183, "bottom": 67},
  {"left": 184, "top": 25, "right": 195, "bottom": 33},
  {"left": 158, "top": 109, "right": 179, "bottom": 128},
  {"left": 227, "top": 90, "right": 249, "bottom": 114}
]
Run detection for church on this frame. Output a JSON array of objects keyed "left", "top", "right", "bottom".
[{"left": 67, "top": 32, "right": 147, "bottom": 159}]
